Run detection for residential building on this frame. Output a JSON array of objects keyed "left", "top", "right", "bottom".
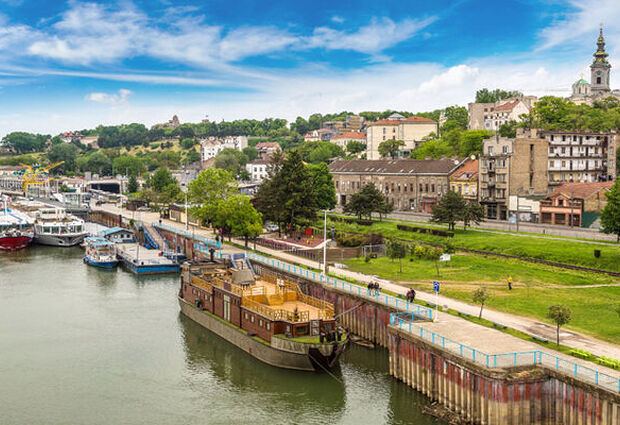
[
  {"left": 323, "top": 115, "right": 365, "bottom": 132},
  {"left": 255, "top": 142, "right": 281, "bottom": 160},
  {"left": 200, "top": 136, "right": 248, "bottom": 161},
  {"left": 468, "top": 97, "right": 537, "bottom": 131},
  {"left": 171, "top": 163, "right": 201, "bottom": 187},
  {"left": 508, "top": 195, "right": 541, "bottom": 223},
  {"left": 478, "top": 136, "right": 548, "bottom": 220},
  {"left": 246, "top": 159, "right": 269, "bottom": 183},
  {"left": 449, "top": 158, "right": 478, "bottom": 201},
  {"left": 366, "top": 114, "right": 439, "bottom": 160},
  {"left": 329, "top": 159, "right": 461, "bottom": 212},
  {"left": 330, "top": 132, "right": 366, "bottom": 151},
  {"left": 543, "top": 131, "right": 616, "bottom": 185},
  {"left": 59, "top": 131, "right": 84, "bottom": 143},
  {"left": 304, "top": 128, "right": 335, "bottom": 142},
  {"left": 152, "top": 114, "right": 181, "bottom": 129},
  {"left": 539, "top": 181, "right": 614, "bottom": 228}
]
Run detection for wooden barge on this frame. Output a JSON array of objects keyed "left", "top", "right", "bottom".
[{"left": 179, "top": 256, "right": 347, "bottom": 372}]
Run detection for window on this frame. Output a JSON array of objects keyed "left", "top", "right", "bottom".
[
  {"left": 431, "top": 184, "right": 435, "bottom": 193},
  {"left": 259, "top": 319, "right": 263, "bottom": 327},
  {"left": 223, "top": 295, "right": 231, "bottom": 321},
  {"left": 419, "top": 183, "right": 423, "bottom": 192},
  {"left": 266, "top": 323, "right": 271, "bottom": 331},
  {"left": 244, "top": 312, "right": 248, "bottom": 320},
  {"left": 251, "top": 315, "right": 255, "bottom": 323},
  {"left": 488, "top": 146, "right": 494, "bottom": 155},
  {"left": 502, "top": 146, "right": 508, "bottom": 154},
  {"left": 425, "top": 183, "right": 429, "bottom": 192}
]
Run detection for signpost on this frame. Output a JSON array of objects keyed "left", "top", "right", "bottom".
[{"left": 433, "top": 281, "right": 440, "bottom": 322}]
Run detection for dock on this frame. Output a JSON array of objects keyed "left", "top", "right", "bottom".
[{"left": 116, "top": 243, "right": 180, "bottom": 275}]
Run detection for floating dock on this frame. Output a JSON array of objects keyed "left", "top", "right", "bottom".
[{"left": 116, "top": 243, "right": 180, "bottom": 275}]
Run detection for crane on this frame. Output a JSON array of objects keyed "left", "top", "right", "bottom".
[{"left": 14, "top": 162, "right": 65, "bottom": 193}]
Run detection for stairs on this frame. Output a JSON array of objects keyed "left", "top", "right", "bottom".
[{"left": 143, "top": 224, "right": 170, "bottom": 251}]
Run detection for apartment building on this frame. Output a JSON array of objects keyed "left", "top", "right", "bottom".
[
  {"left": 200, "top": 136, "right": 248, "bottom": 161},
  {"left": 449, "top": 158, "right": 478, "bottom": 201},
  {"left": 366, "top": 114, "right": 438, "bottom": 160},
  {"left": 323, "top": 115, "right": 365, "bottom": 132},
  {"left": 330, "top": 132, "right": 366, "bottom": 150},
  {"left": 478, "top": 136, "right": 548, "bottom": 220},
  {"left": 468, "top": 97, "right": 537, "bottom": 130},
  {"left": 329, "top": 159, "right": 461, "bottom": 212},
  {"left": 543, "top": 131, "right": 617, "bottom": 185},
  {"left": 246, "top": 159, "right": 269, "bottom": 183},
  {"left": 254, "top": 142, "right": 281, "bottom": 160}
]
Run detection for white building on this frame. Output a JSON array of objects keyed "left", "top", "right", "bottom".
[
  {"left": 200, "top": 136, "right": 248, "bottom": 161},
  {"left": 330, "top": 131, "right": 366, "bottom": 150},
  {"left": 366, "top": 114, "right": 438, "bottom": 160},
  {"left": 246, "top": 159, "right": 269, "bottom": 183}
]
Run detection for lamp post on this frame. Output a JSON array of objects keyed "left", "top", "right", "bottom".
[{"left": 323, "top": 209, "right": 328, "bottom": 275}]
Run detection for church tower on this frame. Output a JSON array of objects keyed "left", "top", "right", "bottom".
[{"left": 590, "top": 25, "right": 611, "bottom": 94}]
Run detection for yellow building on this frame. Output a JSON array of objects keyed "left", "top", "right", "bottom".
[{"left": 449, "top": 158, "right": 479, "bottom": 201}]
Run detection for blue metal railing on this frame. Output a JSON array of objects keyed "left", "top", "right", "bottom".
[{"left": 390, "top": 314, "right": 620, "bottom": 393}]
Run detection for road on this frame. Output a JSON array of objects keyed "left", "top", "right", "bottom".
[{"left": 94, "top": 204, "right": 620, "bottom": 362}]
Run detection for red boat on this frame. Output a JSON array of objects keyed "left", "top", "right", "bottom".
[{"left": 0, "top": 197, "right": 34, "bottom": 251}]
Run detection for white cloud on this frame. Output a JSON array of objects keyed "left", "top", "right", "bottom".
[
  {"left": 418, "top": 64, "right": 480, "bottom": 93},
  {"left": 85, "top": 88, "right": 132, "bottom": 104},
  {"left": 331, "top": 16, "right": 345, "bottom": 24}
]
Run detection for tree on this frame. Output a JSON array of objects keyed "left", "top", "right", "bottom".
[
  {"left": 600, "top": 180, "right": 620, "bottom": 242},
  {"left": 215, "top": 148, "right": 249, "bottom": 176},
  {"left": 475, "top": 88, "right": 523, "bottom": 103},
  {"left": 343, "top": 182, "right": 385, "bottom": 219},
  {"left": 188, "top": 168, "right": 238, "bottom": 225},
  {"left": 81, "top": 151, "right": 112, "bottom": 175},
  {"left": 297, "top": 141, "right": 344, "bottom": 164},
  {"left": 180, "top": 138, "right": 196, "bottom": 149},
  {"left": 127, "top": 175, "right": 139, "bottom": 193},
  {"left": 216, "top": 195, "right": 263, "bottom": 247},
  {"left": 346, "top": 140, "right": 366, "bottom": 155},
  {"left": 472, "top": 287, "right": 490, "bottom": 319},
  {"left": 461, "top": 201, "right": 485, "bottom": 230},
  {"left": 547, "top": 304, "right": 571, "bottom": 346},
  {"left": 242, "top": 146, "right": 259, "bottom": 162},
  {"left": 47, "top": 143, "right": 78, "bottom": 172},
  {"left": 498, "top": 120, "right": 517, "bottom": 138},
  {"left": 458, "top": 130, "right": 492, "bottom": 157},
  {"left": 150, "top": 167, "right": 177, "bottom": 192},
  {"left": 1, "top": 132, "right": 48, "bottom": 153},
  {"left": 387, "top": 239, "right": 407, "bottom": 273},
  {"left": 378, "top": 139, "right": 405, "bottom": 159},
  {"left": 112, "top": 155, "right": 145, "bottom": 176},
  {"left": 410, "top": 138, "right": 452, "bottom": 159},
  {"left": 183, "top": 149, "right": 201, "bottom": 165},
  {"left": 431, "top": 190, "right": 466, "bottom": 230},
  {"left": 307, "top": 162, "right": 337, "bottom": 210}
]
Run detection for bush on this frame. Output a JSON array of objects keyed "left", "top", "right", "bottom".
[
  {"left": 357, "top": 219, "right": 373, "bottom": 226},
  {"left": 364, "top": 254, "right": 372, "bottom": 263},
  {"left": 336, "top": 233, "right": 367, "bottom": 247},
  {"left": 412, "top": 244, "right": 427, "bottom": 258},
  {"left": 569, "top": 348, "right": 592, "bottom": 360},
  {"left": 444, "top": 240, "right": 456, "bottom": 254},
  {"left": 595, "top": 356, "right": 620, "bottom": 370}
]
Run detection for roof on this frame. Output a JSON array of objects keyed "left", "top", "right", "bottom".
[
  {"left": 388, "top": 113, "right": 405, "bottom": 119},
  {"left": 248, "top": 159, "right": 270, "bottom": 165},
  {"left": 493, "top": 100, "right": 520, "bottom": 112},
  {"left": 367, "top": 116, "right": 436, "bottom": 126},
  {"left": 331, "top": 132, "right": 366, "bottom": 139},
  {"left": 100, "top": 226, "right": 132, "bottom": 236},
  {"left": 329, "top": 159, "right": 461, "bottom": 175},
  {"left": 450, "top": 158, "right": 479, "bottom": 180},
  {"left": 546, "top": 181, "right": 614, "bottom": 200},
  {"left": 255, "top": 142, "right": 280, "bottom": 149},
  {"left": 574, "top": 78, "right": 589, "bottom": 85}
]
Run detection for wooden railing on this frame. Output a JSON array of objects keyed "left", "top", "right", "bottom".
[{"left": 241, "top": 297, "right": 310, "bottom": 322}]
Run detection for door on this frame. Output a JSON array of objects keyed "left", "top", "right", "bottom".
[{"left": 223, "top": 295, "right": 231, "bottom": 321}]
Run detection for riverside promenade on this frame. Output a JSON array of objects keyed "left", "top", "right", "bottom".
[{"left": 92, "top": 204, "right": 620, "bottom": 391}]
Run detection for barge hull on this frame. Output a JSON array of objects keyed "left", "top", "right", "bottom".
[{"left": 179, "top": 298, "right": 317, "bottom": 371}]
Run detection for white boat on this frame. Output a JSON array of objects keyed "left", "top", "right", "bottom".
[
  {"left": 83, "top": 236, "right": 118, "bottom": 268},
  {"left": 15, "top": 201, "right": 87, "bottom": 247},
  {"left": 0, "top": 196, "right": 34, "bottom": 251}
]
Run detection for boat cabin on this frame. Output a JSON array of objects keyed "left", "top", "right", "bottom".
[
  {"left": 100, "top": 226, "right": 134, "bottom": 243},
  {"left": 181, "top": 258, "right": 337, "bottom": 343}
]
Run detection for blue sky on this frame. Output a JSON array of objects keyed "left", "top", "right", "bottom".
[{"left": 0, "top": 0, "right": 618, "bottom": 135}]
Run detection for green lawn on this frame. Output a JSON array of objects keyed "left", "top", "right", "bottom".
[
  {"left": 343, "top": 255, "right": 620, "bottom": 343},
  {"left": 329, "top": 219, "right": 620, "bottom": 273}
]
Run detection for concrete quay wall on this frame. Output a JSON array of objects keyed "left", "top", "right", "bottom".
[{"left": 389, "top": 326, "right": 620, "bottom": 425}]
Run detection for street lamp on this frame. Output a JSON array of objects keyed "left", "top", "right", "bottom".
[{"left": 181, "top": 183, "right": 189, "bottom": 231}]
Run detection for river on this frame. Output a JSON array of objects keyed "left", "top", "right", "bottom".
[{"left": 0, "top": 246, "right": 444, "bottom": 425}]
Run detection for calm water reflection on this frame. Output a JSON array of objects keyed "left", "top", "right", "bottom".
[{"left": 0, "top": 246, "right": 443, "bottom": 425}]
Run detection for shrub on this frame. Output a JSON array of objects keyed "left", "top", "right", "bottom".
[
  {"left": 364, "top": 254, "right": 372, "bottom": 263},
  {"left": 357, "top": 219, "right": 373, "bottom": 226},
  {"left": 569, "top": 348, "right": 592, "bottom": 360},
  {"left": 336, "top": 233, "right": 366, "bottom": 247},
  {"left": 412, "top": 244, "right": 427, "bottom": 258},
  {"left": 596, "top": 356, "right": 620, "bottom": 370},
  {"left": 444, "top": 240, "right": 456, "bottom": 254}
]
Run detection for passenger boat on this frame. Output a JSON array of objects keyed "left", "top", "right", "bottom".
[
  {"left": 0, "top": 197, "right": 34, "bottom": 251},
  {"left": 83, "top": 236, "right": 118, "bottom": 268},
  {"left": 179, "top": 255, "right": 347, "bottom": 372},
  {"left": 22, "top": 203, "right": 88, "bottom": 247}
]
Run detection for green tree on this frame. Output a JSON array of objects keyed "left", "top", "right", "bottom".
[
  {"left": 215, "top": 148, "right": 249, "bottom": 176},
  {"left": 343, "top": 182, "right": 385, "bottom": 219},
  {"left": 150, "top": 167, "right": 177, "bottom": 192},
  {"left": 2, "top": 132, "right": 48, "bottom": 153},
  {"left": 600, "top": 180, "right": 620, "bottom": 242},
  {"left": 307, "top": 162, "right": 337, "bottom": 210},
  {"left": 472, "top": 287, "right": 490, "bottom": 319},
  {"left": 458, "top": 130, "right": 492, "bottom": 157},
  {"left": 475, "top": 88, "right": 523, "bottom": 103},
  {"left": 431, "top": 190, "right": 466, "bottom": 230},
  {"left": 183, "top": 149, "right": 201, "bottom": 165},
  {"left": 547, "top": 304, "right": 571, "bottom": 346},
  {"left": 441, "top": 106, "right": 468, "bottom": 131},
  {"left": 216, "top": 195, "right": 263, "bottom": 247},
  {"left": 410, "top": 138, "right": 452, "bottom": 159},
  {"left": 188, "top": 168, "right": 238, "bottom": 225},
  {"left": 387, "top": 239, "right": 407, "bottom": 273},
  {"left": 180, "top": 138, "right": 196, "bottom": 149},
  {"left": 346, "top": 140, "right": 366, "bottom": 154},
  {"left": 297, "top": 141, "right": 344, "bottom": 164},
  {"left": 242, "top": 146, "right": 259, "bottom": 162},
  {"left": 82, "top": 151, "right": 112, "bottom": 175},
  {"left": 127, "top": 175, "right": 139, "bottom": 193},
  {"left": 498, "top": 120, "right": 517, "bottom": 138},
  {"left": 461, "top": 201, "right": 485, "bottom": 230},
  {"left": 378, "top": 139, "right": 405, "bottom": 158},
  {"left": 47, "top": 143, "right": 78, "bottom": 172}
]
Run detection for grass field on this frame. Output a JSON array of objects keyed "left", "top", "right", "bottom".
[
  {"left": 343, "top": 255, "right": 620, "bottom": 343},
  {"left": 329, "top": 219, "right": 620, "bottom": 273}
]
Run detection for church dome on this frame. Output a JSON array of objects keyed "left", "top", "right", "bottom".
[{"left": 573, "top": 78, "right": 589, "bottom": 85}]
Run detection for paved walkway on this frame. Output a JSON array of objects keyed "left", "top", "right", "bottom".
[{"left": 93, "top": 204, "right": 620, "bottom": 372}]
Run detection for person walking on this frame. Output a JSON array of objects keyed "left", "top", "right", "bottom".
[{"left": 507, "top": 275, "right": 513, "bottom": 290}]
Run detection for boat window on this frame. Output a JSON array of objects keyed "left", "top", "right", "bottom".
[{"left": 295, "top": 325, "right": 309, "bottom": 336}]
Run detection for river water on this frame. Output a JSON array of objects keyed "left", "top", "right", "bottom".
[{"left": 1, "top": 246, "right": 444, "bottom": 425}]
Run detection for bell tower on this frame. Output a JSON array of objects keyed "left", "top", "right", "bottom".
[{"left": 590, "top": 25, "right": 611, "bottom": 94}]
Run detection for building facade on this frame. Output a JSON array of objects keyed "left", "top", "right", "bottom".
[
  {"left": 329, "top": 159, "right": 461, "bottom": 212},
  {"left": 330, "top": 132, "right": 366, "bottom": 150},
  {"left": 539, "top": 181, "right": 613, "bottom": 228},
  {"left": 467, "top": 97, "right": 537, "bottom": 131},
  {"left": 478, "top": 136, "right": 548, "bottom": 220},
  {"left": 543, "top": 131, "right": 616, "bottom": 185},
  {"left": 449, "top": 158, "right": 478, "bottom": 201},
  {"left": 254, "top": 142, "right": 281, "bottom": 160},
  {"left": 200, "top": 136, "right": 248, "bottom": 161},
  {"left": 366, "top": 114, "right": 438, "bottom": 160},
  {"left": 246, "top": 159, "right": 269, "bottom": 183}
]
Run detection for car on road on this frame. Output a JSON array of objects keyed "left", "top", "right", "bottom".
[{"left": 265, "top": 223, "right": 279, "bottom": 232}]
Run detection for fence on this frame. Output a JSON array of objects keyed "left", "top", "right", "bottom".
[
  {"left": 390, "top": 314, "right": 620, "bottom": 393},
  {"left": 244, "top": 251, "right": 434, "bottom": 322}
]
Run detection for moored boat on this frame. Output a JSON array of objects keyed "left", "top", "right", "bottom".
[
  {"left": 16, "top": 201, "right": 88, "bottom": 247},
  {"left": 0, "top": 196, "right": 34, "bottom": 251},
  {"left": 179, "top": 254, "right": 347, "bottom": 372},
  {"left": 84, "top": 236, "right": 118, "bottom": 268}
]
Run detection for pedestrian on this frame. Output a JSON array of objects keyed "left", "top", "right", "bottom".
[{"left": 507, "top": 275, "right": 513, "bottom": 290}]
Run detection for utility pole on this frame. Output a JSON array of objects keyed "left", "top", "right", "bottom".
[
  {"left": 570, "top": 190, "right": 574, "bottom": 228},
  {"left": 323, "top": 209, "right": 327, "bottom": 275}
]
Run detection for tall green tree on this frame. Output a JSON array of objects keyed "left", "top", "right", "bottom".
[
  {"left": 112, "top": 155, "right": 145, "bottom": 176},
  {"left": 600, "top": 180, "right": 620, "bottom": 242},
  {"left": 214, "top": 148, "right": 249, "bottom": 176},
  {"left": 47, "top": 143, "right": 78, "bottom": 172},
  {"left": 547, "top": 304, "right": 571, "bottom": 346},
  {"left": 461, "top": 201, "right": 485, "bottom": 230},
  {"left": 472, "top": 287, "right": 490, "bottom": 319},
  {"left": 430, "top": 190, "right": 466, "bottom": 230},
  {"left": 1, "top": 132, "right": 48, "bottom": 153},
  {"left": 307, "top": 162, "right": 337, "bottom": 210},
  {"left": 475, "top": 88, "right": 523, "bottom": 103},
  {"left": 188, "top": 168, "right": 238, "bottom": 225},
  {"left": 242, "top": 146, "right": 259, "bottom": 162},
  {"left": 346, "top": 140, "right": 366, "bottom": 155},
  {"left": 387, "top": 239, "right": 407, "bottom": 273},
  {"left": 343, "top": 182, "right": 386, "bottom": 219},
  {"left": 216, "top": 195, "right": 263, "bottom": 247},
  {"left": 378, "top": 139, "right": 405, "bottom": 158},
  {"left": 127, "top": 175, "right": 139, "bottom": 193},
  {"left": 150, "top": 167, "right": 177, "bottom": 192}
]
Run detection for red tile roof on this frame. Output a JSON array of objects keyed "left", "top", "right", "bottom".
[
  {"left": 450, "top": 158, "right": 478, "bottom": 180},
  {"left": 367, "top": 116, "right": 436, "bottom": 126},
  {"left": 547, "top": 181, "right": 614, "bottom": 200},
  {"left": 493, "top": 100, "right": 520, "bottom": 112},
  {"left": 331, "top": 132, "right": 366, "bottom": 139}
]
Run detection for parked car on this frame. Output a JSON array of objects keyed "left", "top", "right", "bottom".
[{"left": 265, "top": 223, "right": 279, "bottom": 232}]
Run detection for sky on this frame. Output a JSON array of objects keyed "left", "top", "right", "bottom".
[{"left": 0, "top": 0, "right": 619, "bottom": 136}]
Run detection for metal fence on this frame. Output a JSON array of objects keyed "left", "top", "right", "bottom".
[{"left": 390, "top": 314, "right": 620, "bottom": 393}]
